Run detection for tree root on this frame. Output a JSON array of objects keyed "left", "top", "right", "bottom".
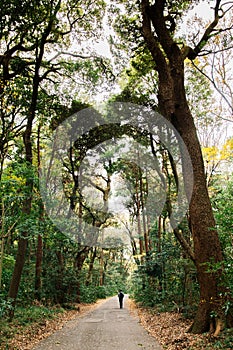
[{"left": 210, "top": 317, "right": 225, "bottom": 337}]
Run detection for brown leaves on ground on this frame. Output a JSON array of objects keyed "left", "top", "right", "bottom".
[{"left": 128, "top": 299, "right": 208, "bottom": 350}]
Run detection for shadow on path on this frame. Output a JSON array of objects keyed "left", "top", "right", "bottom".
[{"left": 32, "top": 295, "right": 162, "bottom": 350}]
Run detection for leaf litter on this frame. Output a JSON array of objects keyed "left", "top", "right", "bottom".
[{"left": 127, "top": 299, "right": 232, "bottom": 350}]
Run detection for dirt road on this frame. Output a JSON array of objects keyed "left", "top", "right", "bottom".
[{"left": 32, "top": 295, "right": 162, "bottom": 350}]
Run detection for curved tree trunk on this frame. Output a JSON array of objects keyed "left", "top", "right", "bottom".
[
  {"left": 172, "top": 88, "right": 223, "bottom": 334},
  {"left": 141, "top": 0, "right": 224, "bottom": 333}
]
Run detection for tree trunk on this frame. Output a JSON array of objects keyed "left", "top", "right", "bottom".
[
  {"left": 8, "top": 211, "right": 29, "bottom": 320},
  {"left": 136, "top": 177, "right": 144, "bottom": 257},
  {"left": 141, "top": 0, "right": 224, "bottom": 333},
  {"left": 35, "top": 124, "right": 43, "bottom": 300},
  {"left": 74, "top": 247, "right": 90, "bottom": 302},
  {"left": 8, "top": 58, "right": 39, "bottom": 318},
  {"left": 86, "top": 247, "right": 97, "bottom": 286},
  {"left": 99, "top": 249, "right": 104, "bottom": 286},
  {"left": 35, "top": 234, "right": 43, "bottom": 300},
  {"left": 8, "top": 137, "right": 33, "bottom": 319},
  {"left": 140, "top": 174, "right": 149, "bottom": 254},
  {"left": 173, "top": 95, "right": 223, "bottom": 334}
]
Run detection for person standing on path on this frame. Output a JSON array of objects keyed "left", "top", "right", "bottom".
[{"left": 118, "top": 290, "right": 124, "bottom": 309}]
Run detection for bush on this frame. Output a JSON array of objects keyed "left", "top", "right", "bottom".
[{"left": 0, "top": 297, "right": 14, "bottom": 318}]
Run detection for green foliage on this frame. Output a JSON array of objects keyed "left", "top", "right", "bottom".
[
  {"left": 37, "top": 236, "right": 78, "bottom": 304},
  {"left": 211, "top": 176, "right": 233, "bottom": 322},
  {"left": 0, "top": 255, "right": 15, "bottom": 297},
  {"left": 79, "top": 285, "right": 107, "bottom": 303},
  {"left": 0, "top": 297, "right": 14, "bottom": 318},
  {"left": 191, "top": 328, "right": 233, "bottom": 349},
  {"left": 213, "top": 177, "right": 233, "bottom": 255},
  {"left": 0, "top": 304, "right": 65, "bottom": 347},
  {"left": 104, "top": 264, "right": 129, "bottom": 295},
  {"left": 129, "top": 226, "right": 199, "bottom": 314},
  {"left": 111, "top": 47, "right": 158, "bottom": 108}
]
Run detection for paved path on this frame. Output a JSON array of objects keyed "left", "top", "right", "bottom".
[{"left": 32, "top": 296, "right": 162, "bottom": 350}]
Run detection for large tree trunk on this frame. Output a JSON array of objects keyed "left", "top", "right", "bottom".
[
  {"left": 86, "top": 247, "right": 97, "bottom": 286},
  {"left": 74, "top": 246, "right": 90, "bottom": 302},
  {"left": 8, "top": 47, "right": 40, "bottom": 317},
  {"left": 172, "top": 92, "right": 223, "bottom": 334},
  {"left": 141, "top": 0, "right": 224, "bottom": 333},
  {"left": 8, "top": 122, "right": 33, "bottom": 319}
]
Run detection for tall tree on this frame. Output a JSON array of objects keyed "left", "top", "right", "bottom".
[
  {"left": 0, "top": 0, "right": 106, "bottom": 315},
  {"left": 139, "top": 0, "right": 232, "bottom": 334},
  {"left": 109, "top": 0, "right": 232, "bottom": 333},
  {"left": 7, "top": 0, "right": 64, "bottom": 316}
]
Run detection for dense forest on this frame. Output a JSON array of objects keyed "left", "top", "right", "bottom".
[{"left": 0, "top": 0, "right": 233, "bottom": 348}]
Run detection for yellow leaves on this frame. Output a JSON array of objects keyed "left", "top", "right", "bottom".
[
  {"left": 202, "top": 146, "right": 218, "bottom": 162},
  {"left": 5, "top": 104, "right": 16, "bottom": 114},
  {"left": 133, "top": 252, "right": 147, "bottom": 259},
  {"left": 12, "top": 174, "right": 25, "bottom": 184},
  {"left": 220, "top": 138, "right": 233, "bottom": 160},
  {"left": 200, "top": 298, "right": 207, "bottom": 304},
  {"left": 202, "top": 138, "right": 233, "bottom": 163},
  {"left": 4, "top": 174, "right": 26, "bottom": 188}
]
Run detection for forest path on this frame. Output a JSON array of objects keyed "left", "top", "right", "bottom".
[{"left": 32, "top": 295, "right": 162, "bottom": 350}]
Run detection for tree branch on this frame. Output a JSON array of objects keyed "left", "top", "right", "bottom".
[
  {"left": 48, "top": 51, "right": 94, "bottom": 63},
  {"left": 187, "top": 0, "right": 223, "bottom": 60},
  {"left": 191, "top": 60, "right": 233, "bottom": 114},
  {"left": 173, "top": 228, "right": 196, "bottom": 262}
]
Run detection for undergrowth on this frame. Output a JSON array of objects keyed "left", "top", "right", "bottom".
[{"left": 0, "top": 304, "right": 64, "bottom": 349}]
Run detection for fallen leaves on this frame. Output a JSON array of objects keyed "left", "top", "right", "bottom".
[
  {"left": 138, "top": 310, "right": 201, "bottom": 349},
  {"left": 127, "top": 299, "right": 206, "bottom": 349},
  {"left": 129, "top": 300, "right": 233, "bottom": 350}
]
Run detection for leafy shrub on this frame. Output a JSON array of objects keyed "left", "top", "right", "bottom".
[{"left": 0, "top": 297, "right": 14, "bottom": 318}]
